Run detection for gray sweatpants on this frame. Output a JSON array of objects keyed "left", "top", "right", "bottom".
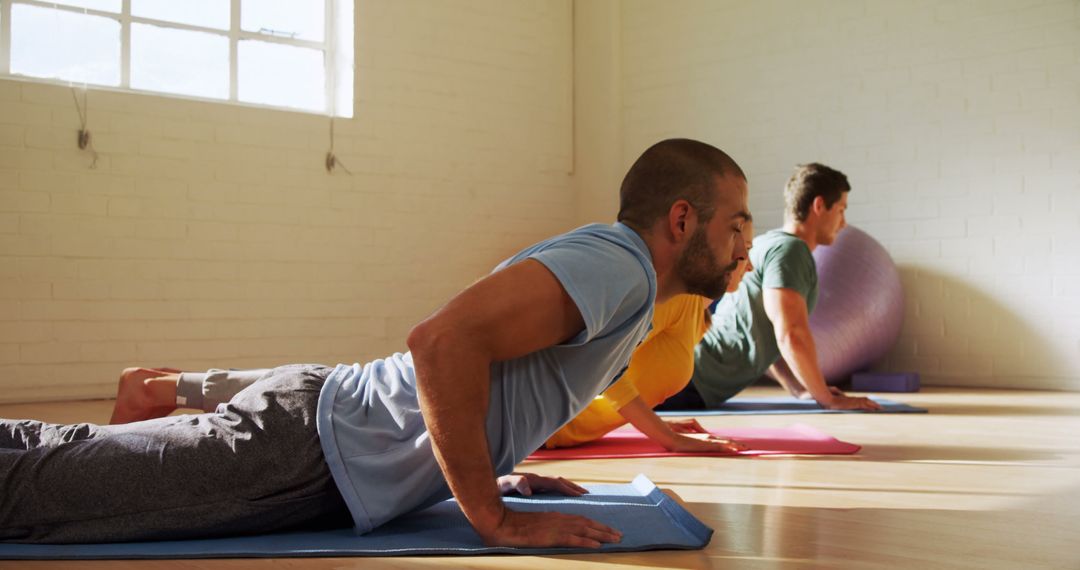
[
  {"left": 176, "top": 368, "right": 272, "bottom": 412},
  {"left": 0, "top": 364, "right": 351, "bottom": 544}
]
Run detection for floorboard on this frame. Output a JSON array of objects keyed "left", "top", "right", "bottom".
[{"left": 1, "top": 385, "right": 1077, "bottom": 569}]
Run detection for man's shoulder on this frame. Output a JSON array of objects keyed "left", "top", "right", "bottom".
[
  {"left": 500, "top": 223, "right": 653, "bottom": 274},
  {"left": 499, "top": 223, "right": 657, "bottom": 339},
  {"left": 756, "top": 229, "right": 808, "bottom": 251},
  {"left": 552, "top": 223, "right": 649, "bottom": 252},
  {"left": 756, "top": 230, "right": 813, "bottom": 265},
  {"left": 753, "top": 230, "right": 817, "bottom": 295}
]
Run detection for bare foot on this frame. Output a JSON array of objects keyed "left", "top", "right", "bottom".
[{"left": 109, "top": 367, "right": 180, "bottom": 424}]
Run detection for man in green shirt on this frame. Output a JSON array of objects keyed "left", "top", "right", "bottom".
[{"left": 660, "top": 163, "right": 880, "bottom": 411}]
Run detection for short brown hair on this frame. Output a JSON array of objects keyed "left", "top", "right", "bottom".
[
  {"left": 617, "top": 139, "right": 745, "bottom": 231},
  {"left": 783, "top": 163, "right": 850, "bottom": 222}
]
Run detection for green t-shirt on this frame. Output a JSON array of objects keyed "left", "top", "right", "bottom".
[{"left": 691, "top": 229, "right": 819, "bottom": 406}]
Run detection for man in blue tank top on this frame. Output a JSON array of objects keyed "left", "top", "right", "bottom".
[{"left": 0, "top": 139, "right": 752, "bottom": 548}]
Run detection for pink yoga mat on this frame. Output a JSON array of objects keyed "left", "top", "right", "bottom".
[{"left": 528, "top": 424, "right": 860, "bottom": 460}]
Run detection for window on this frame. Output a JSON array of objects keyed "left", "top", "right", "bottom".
[{"left": 0, "top": 0, "right": 353, "bottom": 117}]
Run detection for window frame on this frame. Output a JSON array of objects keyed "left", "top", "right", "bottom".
[{"left": 0, "top": 0, "right": 351, "bottom": 117}]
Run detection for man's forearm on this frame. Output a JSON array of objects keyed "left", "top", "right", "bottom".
[
  {"left": 618, "top": 397, "right": 679, "bottom": 449},
  {"left": 775, "top": 328, "right": 833, "bottom": 404},
  {"left": 766, "top": 359, "right": 807, "bottom": 397},
  {"left": 774, "top": 326, "right": 882, "bottom": 411},
  {"left": 412, "top": 344, "right": 505, "bottom": 538}
]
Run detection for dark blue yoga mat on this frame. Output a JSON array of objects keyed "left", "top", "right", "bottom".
[
  {"left": 0, "top": 475, "right": 711, "bottom": 560},
  {"left": 657, "top": 396, "right": 926, "bottom": 416}
]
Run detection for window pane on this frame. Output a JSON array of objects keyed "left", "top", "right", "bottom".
[
  {"left": 331, "top": 0, "right": 354, "bottom": 117},
  {"left": 132, "top": 0, "right": 230, "bottom": 31},
  {"left": 49, "top": 0, "right": 121, "bottom": 12},
  {"left": 239, "top": 40, "right": 325, "bottom": 112},
  {"left": 241, "top": 0, "right": 324, "bottom": 42},
  {"left": 131, "top": 24, "right": 229, "bottom": 100},
  {"left": 11, "top": 5, "right": 120, "bottom": 86}
]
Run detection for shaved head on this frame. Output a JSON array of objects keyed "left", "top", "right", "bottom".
[{"left": 617, "top": 139, "right": 746, "bottom": 231}]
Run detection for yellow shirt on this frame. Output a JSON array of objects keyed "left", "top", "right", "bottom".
[{"left": 544, "top": 294, "right": 710, "bottom": 448}]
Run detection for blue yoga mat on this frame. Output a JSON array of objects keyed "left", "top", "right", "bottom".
[
  {"left": 0, "top": 475, "right": 711, "bottom": 560},
  {"left": 657, "top": 396, "right": 926, "bottom": 416}
]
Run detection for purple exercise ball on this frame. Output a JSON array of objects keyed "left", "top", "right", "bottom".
[{"left": 809, "top": 225, "right": 904, "bottom": 384}]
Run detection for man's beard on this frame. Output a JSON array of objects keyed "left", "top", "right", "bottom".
[{"left": 676, "top": 226, "right": 739, "bottom": 299}]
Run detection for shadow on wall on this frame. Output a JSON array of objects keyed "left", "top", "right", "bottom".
[{"left": 884, "top": 267, "right": 1069, "bottom": 390}]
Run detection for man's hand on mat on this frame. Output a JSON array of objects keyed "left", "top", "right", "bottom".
[
  {"left": 798, "top": 385, "right": 881, "bottom": 410},
  {"left": 795, "top": 385, "right": 844, "bottom": 400},
  {"left": 497, "top": 473, "right": 589, "bottom": 497},
  {"left": 668, "top": 433, "right": 747, "bottom": 454},
  {"left": 109, "top": 367, "right": 180, "bottom": 424},
  {"left": 821, "top": 393, "right": 882, "bottom": 411},
  {"left": 481, "top": 509, "right": 622, "bottom": 548},
  {"left": 661, "top": 419, "right": 746, "bottom": 453},
  {"left": 664, "top": 418, "right": 710, "bottom": 434}
]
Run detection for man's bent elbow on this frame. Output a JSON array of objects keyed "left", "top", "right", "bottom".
[
  {"left": 407, "top": 319, "right": 438, "bottom": 356},
  {"left": 776, "top": 326, "right": 813, "bottom": 352},
  {"left": 407, "top": 317, "right": 471, "bottom": 365}
]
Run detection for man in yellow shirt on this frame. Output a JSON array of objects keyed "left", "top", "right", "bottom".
[{"left": 544, "top": 222, "right": 755, "bottom": 453}]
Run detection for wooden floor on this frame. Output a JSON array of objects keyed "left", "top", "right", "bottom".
[{"left": 1, "top": 385, "right": 1078, "bottom": 569}]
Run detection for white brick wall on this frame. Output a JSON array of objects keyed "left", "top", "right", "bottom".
[
  {"left": 615, "top": 0, "right": 1080, "bottom": 390},
  {"left": 0, "top": 0, "right": 575, "bottom": 403},
  {"left": 4, "top": 0, "right": 1077, "bottom": 402}
]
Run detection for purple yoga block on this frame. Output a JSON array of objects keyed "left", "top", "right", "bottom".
[{"left": 851, "top": 372, "right": 920, "bottom": 393}]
